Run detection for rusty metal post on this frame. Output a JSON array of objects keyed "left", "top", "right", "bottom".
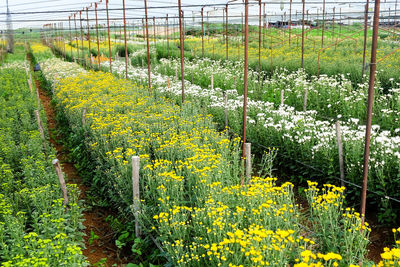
[
  {"left": 258, "top": 0, "right": 262, "bottom": 75},
  {"left": 166, "top": 14, "right": 169, "bottom": 58},
  {"left": 289, "top": 0, "right": 292, "bottom": 46},
  {"left": 263, "top": 3, "right": 266, "bottom": 48},
  {"left": 242, "top": 12, "right": 244, "bottom": 45},
  {"left": 123, "top": 0, "right": 128, "bottom": 79},
  {"left": 360, "top": 0, "right": 381, "bottom": 225},
  {"left": 62, "top": 22, "right": 66, "bottom": 60},
  {"left": 144, "top": 0, "right": 152, "bottom": 91},
  {"left": 95, "top": 3, "right": 100, "bottom": 69},
  {"left": 223, "top": 9, "right": 225, "bottom": 44},
  {"left": 362, "top": 3, "right": 369, "bottom": 78},
  {"left": 241, "top": 0, "right": 249, "bottom": 186},
  {"left": 86, "top": 7, "right": 92, "bottom": 67},
  {"left": 153, "top": 17, "right": 156, "bottom": 46},
  {"left": 69, "top": 16, "right": 73, "bottom": 61},
  {"left": 322, "top": 0, "right": 325, "bottom": 48},
  {"left": 332, "top": 7, "right": 335, "bottom": 40},
  {"left": 178, "top": 2, "right": 185, "bottom": 103},
  {"left": 201, "top": 8, "right": 204, "bottom": 57},
  {"left": 74, "top": 14, "right": 80, "bottom": 63},
  {"left": 307, "top": 10, "right": 309, "bottom": 38},
  {"left": 226, "top": 4, "right": 229, "bottom": 60},
  {"left": 79, "top": 11, "right": 85, "bottom": 67},
  {"left": 106, "top": 0, "right": 112, "bottom": 73},
  {"left": 142, "top": 19, "right": 145, "bottom": 42},
  {"left": 301, "top": 0, "right": 305, "bottom": 69}
]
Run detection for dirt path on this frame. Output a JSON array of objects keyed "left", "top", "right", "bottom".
[{"left": 29, "top": 55, "right": 125, "bottom": 266}]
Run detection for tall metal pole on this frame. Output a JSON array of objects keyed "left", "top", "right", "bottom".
[
  {"left": 166, "top": 14, "right": 169, "bottom": 58},
  {"left": 241, "top": 0, "right": 249, "bottom": 186},
  {"left": 142, "top": 19, "right": 145, "bottom": 42},
  {"left": 86, "top": 7, "right": 92, "bottom": 67},
  {"left": 360, "top": 0, "right": 381, "bottom": 225},
  {"left": 153, "top": 17, "right": 156, "bottom": 46},
  {"left": 69, "top": 16, "right": 73, "bottom": 61},
  {"left": 74, "top": 13, "right": 80, "bottom": 63},
  {"left": 332, "top": 7, "right": 335, "bottom": 40},
  {"left": 201, "top": 8, "right": 204, "bottom": 57},
  {"left": 301, "top": 0, "right": 305, "bottom": 69},
  {"left": 178, "top": 2, "right": 185, "bottom": 103},
  {"left": 226, "top": 4, "right": 229, "bottom": 60},
  {"left": 79, "top": 11, "right": 85, "bottom": 66},
  {"left": 106, "top": 0, "right": 112, "bottom": 73},
  {"left": 95, "top": 3, "right": 100, "bottom": 69},
  {"left": 289, "top": 0, "right": 292, "bottom": 46},
  {"left": 258, "top": 0, "right": 262, "bottom": 74},
  {"left": 263, "top": 3, "right": 266, "bottom": 48},
  {"left": 322, "top": 0, "right": 326, "bottom": 48},
  {"left": 123, "top": 0, "right": 128, "bottom": 79},
  {"left": 362, "top": 3, "right": 369, "bottom": 78},
  {"left": 62, "top": 22, "right": 66, "bottom": 60},
  {"left": 144, "top": 0, "right": 152, "bottom": 90}
]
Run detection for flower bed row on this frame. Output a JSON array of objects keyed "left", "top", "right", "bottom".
[
  {"left": 31, "top": 46, "right": 380, "bottom": 266},
  {"left": 0, "top": 59, "right": 86, "bottom": 266},
  {"left": 100, "top": 57, "right": 400, "bottom": 223}
]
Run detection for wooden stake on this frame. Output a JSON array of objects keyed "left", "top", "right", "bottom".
[
  {"left": 82, "top": 108, "right": 87, "bottom": 126},
  {"left": 211, "top": 74, "right": 214, "bottom": 90},
  {"left": 335, "top": 121, "right": 345, "bottom": 187},
  {"left": 52, "top": 159, "right": 69, "bottom": 206},
  {"left": 245, "top": 143, "right": 251, "bottom": 181},
  {"left": 280, "top": 90, "right": 284, "bottom": 105},
  {"left": 303, "top": 88, "right": 308, "bottom": 112},
  {"left": 34, "top": 110, "right": 46, "bottom": 142},
  {"left": 28, "top": 79, "right": 33, "bottom": 94},
  {"left": 132, "top": 156, "right": 141, "bottom": 237},
  {"left": 224, "top": 92, "right": 228, "bottom": 129}
]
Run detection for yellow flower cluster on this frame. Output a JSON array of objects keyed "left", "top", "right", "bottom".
[{"left": 46, "top": 55, "right": 374, "bottom": 266}]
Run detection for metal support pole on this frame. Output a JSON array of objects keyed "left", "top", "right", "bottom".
[
  {"left": 258, "top": 0, "right": 262, "bottom": 74},
  {"left": 201, "top": 8, "right": 204, "bottom": 57},
  {"left": 74, "top": 14, "right": 80, "bottom": 63},
  {"left": 332, "top": 7, "right": 335, "bottom": 40},
  {"left": 79, "top": 11, "right": 85, "bottom": 66},
  {"left": 322, "top": 0, "right": 326, "bottom": 48},
  {"left": 86, "top": 7, "right": 92, "bottom": 67},
  {"left": 166, "top": 14, "right": 169, "bottom": 58},
  {"left": 144, "top": 0, "right": 152, "bottom": 90},
  {"left": 106, "top": 0, "right": 112, "bottom": 73},
  {"left": 289, "top": 0, "right": 292, "bottom": 46},
  {"left": 95, "top": 3, "right": 100, "bottom": 69},
  {"left": 178, "top": 3, "right": 185, "bottom": 103},
  {"left": 153, "top": 17, "right": 156, "bottom": 46},
  {"left": 263, "top": 3, "right": 266, "bottom": 48},
  {"left": 123, "top": 0, "right": 128, "bottom": 79},
  {"left": 301, "top": 0, "right": 305, "bottom": 69},
  {"left": 241, "top": 0, "right": 249, "bottom": 186},
  {"left": 226, "top": 4, "right": 229, "bottom": 60},
  {"left": 360, "top": 0, "right": 380, "bottom": 225},
  {"left": 362, "top": 3, "right": 369, "bottom": 78},
  {"left": 69, "top": 16, "right": 73, "bottom": 61},
  {"left": 142, "top": 18, "right": 145, "bottom": 42}
]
